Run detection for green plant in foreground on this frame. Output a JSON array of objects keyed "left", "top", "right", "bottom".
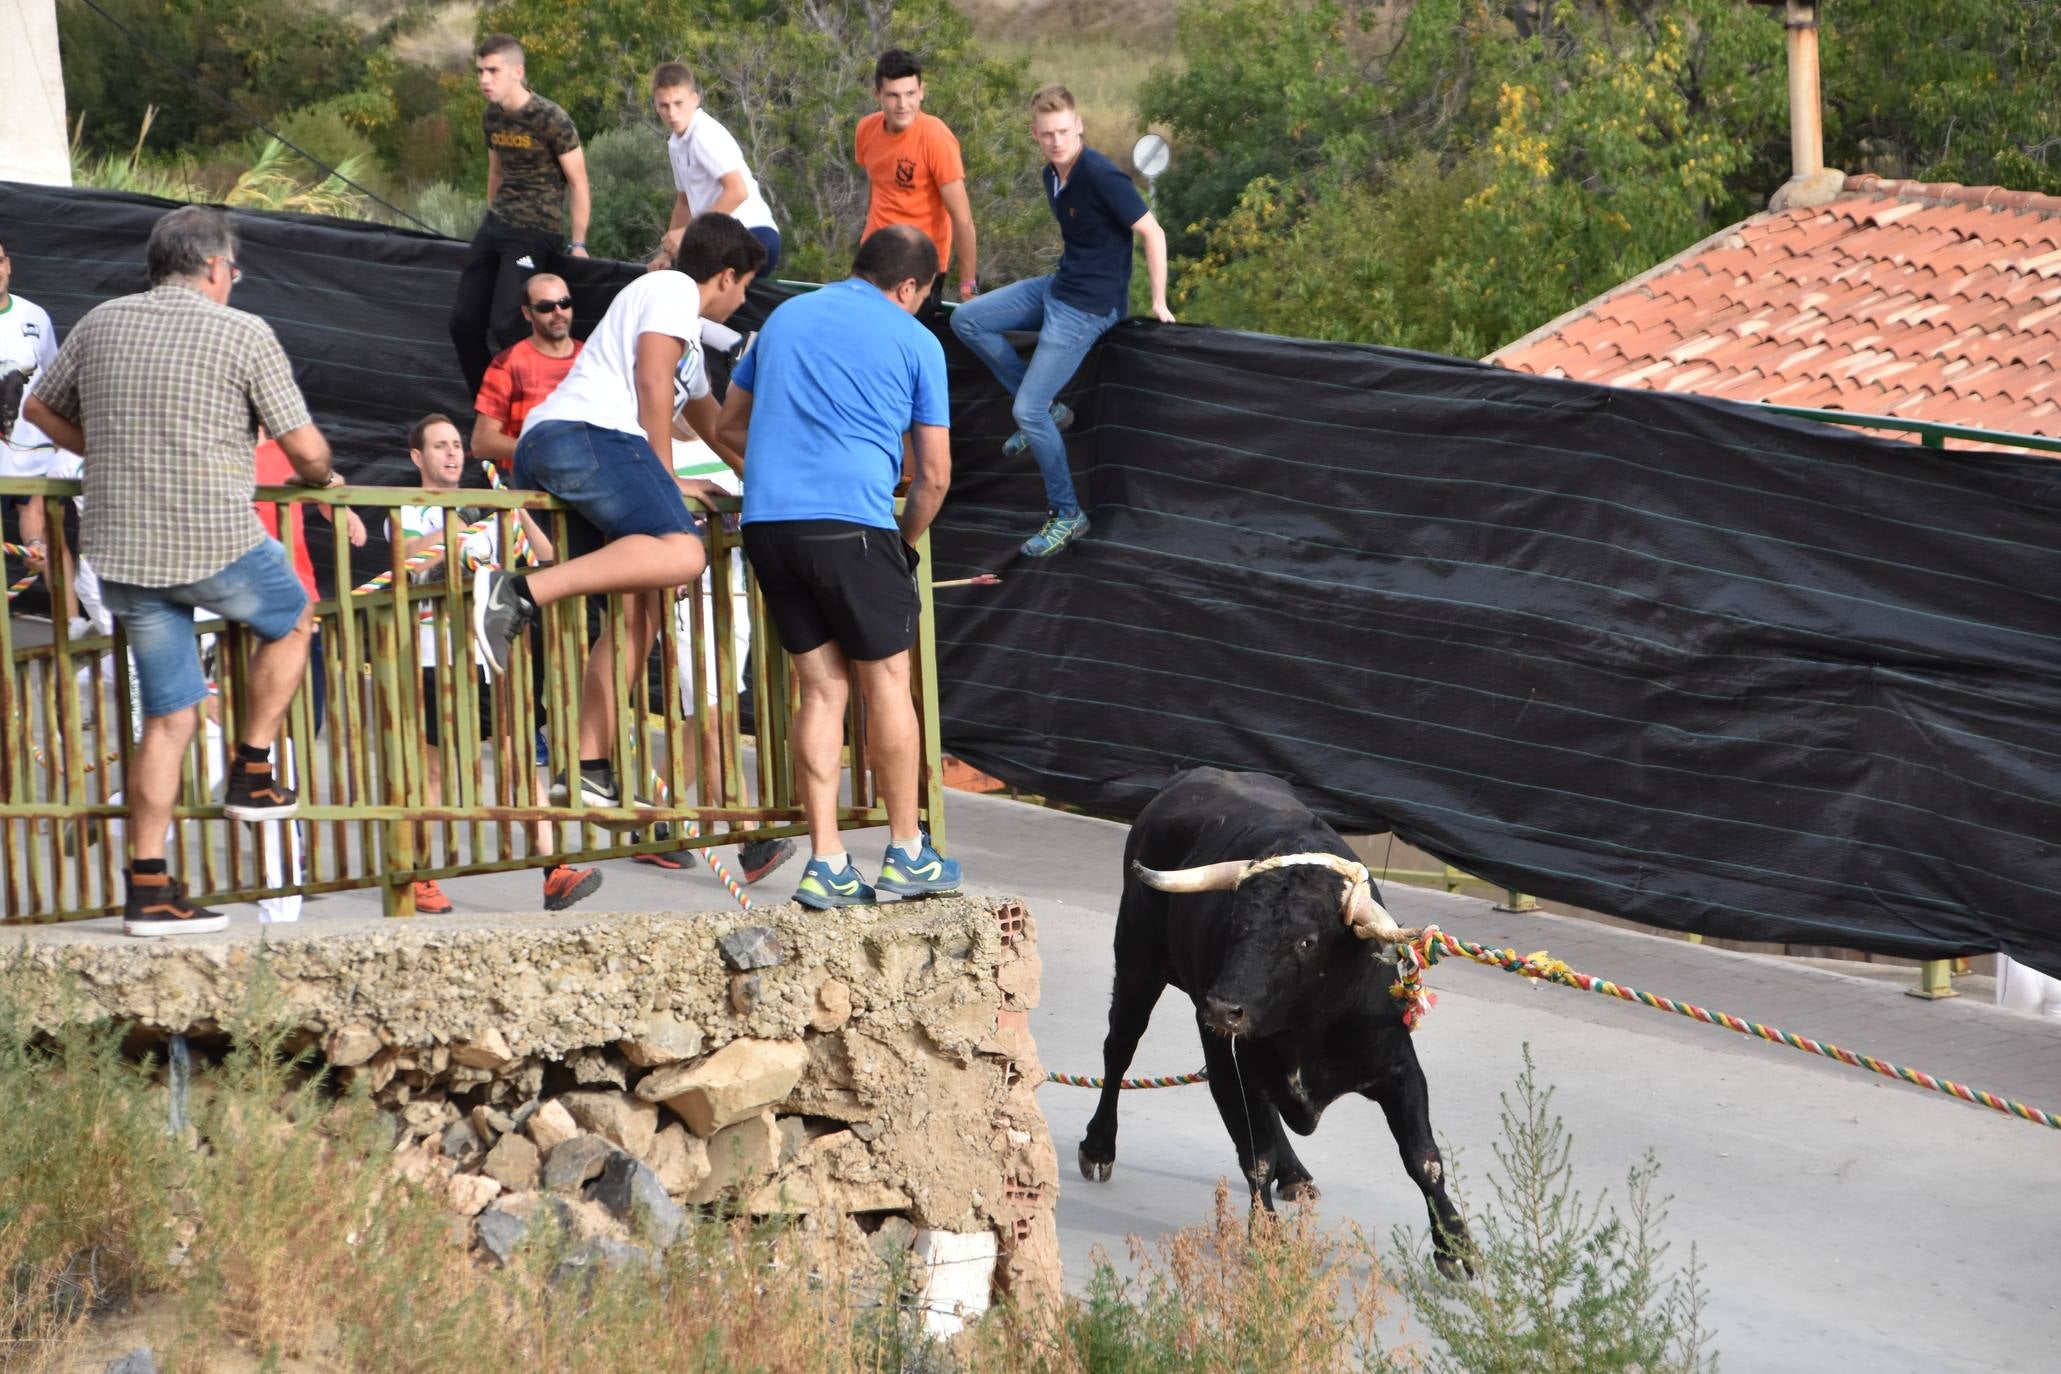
[
  {"left": 0, "top": 973, "right": 183, "bottom": 1326},
  {"left": 1383, "top": 1045, "right": 1717, "bottom": 1374},
  {"left": 0, "top": 965, "right": 1715, "bottom": 1372}
]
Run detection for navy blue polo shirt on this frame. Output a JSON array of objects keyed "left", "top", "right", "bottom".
[{"left": 1045, "top": 146, "right": 1149, "bottom": 318}]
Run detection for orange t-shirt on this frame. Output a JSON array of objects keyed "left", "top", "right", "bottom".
[
  {"left": 253, "top": 439, "right": 319, "bottom": 597},
  {"left": 855, "top": 111, "right": 967, "bottom": 272}
]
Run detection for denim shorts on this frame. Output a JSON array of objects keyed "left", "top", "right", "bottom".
[
  {"left": 100, "top": 539, "right": 309, "bottom": 718},
  {"left": 514, "top": 420, "right": 699, "bottom": 557}
]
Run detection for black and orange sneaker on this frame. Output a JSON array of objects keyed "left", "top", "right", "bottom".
[
  {"left": 542, "top": 864, "right": 602, "bottom": 911},
  {"left": 632, "top": 851, "right": 687, "bottom": 870},
  {"left": 124, "top": 871, "right": 228, "bottom": 937},
  {"left": 412, "top": 880, "right": 454, "bottom": 914},
  {"left": 223, "top": 761, "right": 298, "bottom": 822},
  {"left": 738, "top": 838, "right": 796, "bottom": 885}
]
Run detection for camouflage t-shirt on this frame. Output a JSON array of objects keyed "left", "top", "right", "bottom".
[{"left": 483, "top": 94, "right": 581, "bottom": 235}]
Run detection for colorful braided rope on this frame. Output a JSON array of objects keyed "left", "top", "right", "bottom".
[
  {"left": 1396, "top": 926, "right": 2061, "bottom": 1132},
  {"left": 646, "top": 773, "right": 753, "bottom": 912},
  {"left": 1046, "top": 1069, "right": 1210, "bottom": 1090}
]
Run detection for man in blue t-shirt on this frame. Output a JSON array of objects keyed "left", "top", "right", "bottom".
[
  {"left": 950, "top": 83, "right": 1174, "bottom": 558},
  {"left": 716, "top": 224, "right": 965, "bottom": 910}
]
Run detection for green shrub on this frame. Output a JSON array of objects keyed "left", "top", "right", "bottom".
[
  {"left": 582, "top": 124, "right": 677, "bottom": 264},
  {"left": 1380, "top": 1045, "right": 1718, "bottom": 1374},
  {"left": 0, "top": 977, "right": 183, "bottom": 1325},
  {"left": 411, "top": 181, "right": 487, "bottom": 240}
]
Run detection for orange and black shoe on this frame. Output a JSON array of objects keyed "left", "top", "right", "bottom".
[
  {"left": 412, "top": 880, "right": 454, "bottom": 914},
  {"left": 223, "top": 762, "right": 298, "bottom": 822},
  {"left": 632, "top": 851, "right": 687, "bottom": 870},
  {"left": 124, "top": 871, "right": 228, "bottom": 937},
  {"left": 542, "top": 864, "right": 602, "bottom": 911}
]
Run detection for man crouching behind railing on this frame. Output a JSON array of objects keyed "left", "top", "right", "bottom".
[{"left": 22, "top": 206, "right": 337, "bottom": 936}]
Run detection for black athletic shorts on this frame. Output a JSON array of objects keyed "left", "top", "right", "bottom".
[
  {"left": 421, "top": 666, "right": 492, "bottom": 748},
  {"left": 742, "top": 519, "right": 921, "bottom": 662}
]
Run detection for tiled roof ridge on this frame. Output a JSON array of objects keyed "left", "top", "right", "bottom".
[{"left": 1844, "top": 173, "right": 2061, "bottom": 219}]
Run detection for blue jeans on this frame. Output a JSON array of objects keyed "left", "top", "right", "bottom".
[
  {"left": 951, "top": 276, "right": 1120, "bottom": 519},
  {"left": 515, "top": 419, "right": 699, "bottom": 558},
  {"left": 101, "top": 539, "right": 309, "bottom": 718}
]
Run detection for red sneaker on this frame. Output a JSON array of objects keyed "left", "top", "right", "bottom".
[
  {"left": 543, "top": 865, "right": 602, "bottom": 911},
  {"left": 412, "top": 880, "right": 453, "bottom": 914},
  {"left": 632, "top": 852, "right": 687, "bottom": 870}
]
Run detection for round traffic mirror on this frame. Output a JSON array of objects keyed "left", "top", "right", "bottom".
[{"left": 1131, "top": 133, "right": 1170, "bottom": 181}]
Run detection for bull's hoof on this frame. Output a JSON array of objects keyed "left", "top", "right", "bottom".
[
  {"left": 1434, "top": 1251, "right": 1478, "bottom": 1282},
  {"left": 1078, "top": 1147, "right": 1114, "bottom": 1182},
  {"left": 1276, "top": 1178, "right": 1320, "bottom": 1203}
]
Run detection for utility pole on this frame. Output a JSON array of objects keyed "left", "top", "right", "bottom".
[{"left": 2, "top": 0, "right": 73, "bottom": 186}]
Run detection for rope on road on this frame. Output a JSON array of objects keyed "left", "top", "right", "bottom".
[
  {"left": 1395, "top": 924, "right": 2061, "bottom": 1132},
  {"left": 1046, "top": 1069, "right": 1209, "bottom": 1090}
]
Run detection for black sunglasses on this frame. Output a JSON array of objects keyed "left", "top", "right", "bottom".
[{"left": 526, "top": 295, "right": 575, "bottom": 312}]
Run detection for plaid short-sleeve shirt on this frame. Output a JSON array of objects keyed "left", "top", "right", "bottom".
[{"left": 33, "top": 284, "right": 314, "bottom": 587}]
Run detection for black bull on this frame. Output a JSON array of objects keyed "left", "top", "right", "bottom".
[{"left": 1079, "top": 767, "right": 1471, "bottom": 1275}]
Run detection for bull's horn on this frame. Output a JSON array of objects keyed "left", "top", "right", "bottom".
[
  {"left": 1344, "top": 879, "right": 1414, "bottom": 943},
  {"left": 1132, "top": 859, "right": 1250, "bottom": 893}
]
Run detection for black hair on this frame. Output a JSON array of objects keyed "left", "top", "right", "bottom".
[
  {"left": 674, "top": 213, "right": 768, "bottom": 283},
  {"left": 851, "top": 224, "right": 939, "bottom": 293},
  {"left": 875, "top": 49, "right": 923, "bottom": 86}
]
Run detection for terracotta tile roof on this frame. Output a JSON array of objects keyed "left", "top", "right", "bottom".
[{"left": 1490, "top": 175, "right": 2061, "bottom": 452}]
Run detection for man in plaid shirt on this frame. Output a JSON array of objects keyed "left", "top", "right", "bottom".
[{"left": 24, "top": 206, "right": 337, "bottom": 936}]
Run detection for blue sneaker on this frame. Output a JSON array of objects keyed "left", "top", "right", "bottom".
[
  {"left": 1000, "top": 402, "right": 1075, "bottom": 458},
  {"left": 792, "top": 857, "right": 877, "bottom": 910},
  {"left": 875, "top": 839, "right": 963, "bottom": 897},
  {"left": 1020, "top": 511, "right": 1090, "bottom": 558}
]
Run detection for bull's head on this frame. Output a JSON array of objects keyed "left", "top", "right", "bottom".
[{"left": 1133, "top": 854, "right": 1420, "bottom": 1039}]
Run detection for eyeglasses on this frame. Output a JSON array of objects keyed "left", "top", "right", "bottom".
[
  {"left": 210, "top": 255, "right": 242, "bottom": 284},
  {"left": 526, "top": 296, "right": 574, "bottom": 313}
]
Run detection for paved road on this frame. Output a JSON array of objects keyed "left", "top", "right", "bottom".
[{"left": 30, "top": 786, "right": 2061, "bottom": 1370}]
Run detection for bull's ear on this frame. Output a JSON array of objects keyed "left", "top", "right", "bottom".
[{"left": 1132, "top": 859, "right": 1248, "bottom": 893}]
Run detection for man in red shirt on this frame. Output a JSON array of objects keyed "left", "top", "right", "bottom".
[{"left": 472, "top": 272, "right": 581, "bottom": 469}]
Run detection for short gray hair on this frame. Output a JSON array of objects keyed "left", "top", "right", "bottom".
[{"left": 146, "top": 206, "right": 237, "bottom": 287}]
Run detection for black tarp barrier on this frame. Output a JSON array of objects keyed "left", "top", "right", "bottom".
[{"left": 8, "top": 184, "right": 2061, "bottom": 975}]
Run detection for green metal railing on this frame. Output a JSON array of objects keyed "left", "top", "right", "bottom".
[{"left": 1, "top": 478, "right": 946, "bottom": 921}]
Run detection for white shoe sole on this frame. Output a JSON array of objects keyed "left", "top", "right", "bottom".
[
  {"left": 223, "top": 800, "right": 298, "bottom": 823},
  {"left": 471, "top": 566, "right": 507, "bottom": 678},
  {"left": 125, "top": 912, "right": 230, "bottom": 937}
]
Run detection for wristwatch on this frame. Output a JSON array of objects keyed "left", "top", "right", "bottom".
[{"left": 567, "top": 241, "right": 587, "bottom": 252}]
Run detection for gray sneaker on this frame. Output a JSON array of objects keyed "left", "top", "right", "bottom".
[{"left": 471, "top": 568, "right": 531, "bottom": 678}]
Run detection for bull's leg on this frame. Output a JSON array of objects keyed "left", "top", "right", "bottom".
[
  {"left": 1368, "top": 1054, "right": 1474, "bottom": 1279},
  {"left": 1271, "top": 1122, "right": 1319, "bottom": 1202},
  {"left": 1198, "top": 1027, "right": 1283, "bottom": 1209},
  {"left": 1078, "top": 958, "right": 1167, "bottom": 1183}
]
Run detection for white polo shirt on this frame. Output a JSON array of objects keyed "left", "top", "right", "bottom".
[{"left": 668, "top": 111, "right": 776, "bottom": 232}]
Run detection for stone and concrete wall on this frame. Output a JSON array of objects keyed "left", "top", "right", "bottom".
[{"left": 5, "top": 896, "right": 1060, "bottom": 1323}]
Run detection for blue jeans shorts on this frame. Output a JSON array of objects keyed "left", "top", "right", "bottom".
[
  {"left": 514, "top": 420, "right": 699, "bottom": 558},
  {"left": 100, "top": 539, "right": 310, "bottom": 719}
]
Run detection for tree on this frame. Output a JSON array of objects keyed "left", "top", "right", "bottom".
[
  {"left": 1154, "top": 0, "right": 1788, "bottom": 352},
  {"left": 1822, "top": 0, "right": 2061, "bottom": 195},
  {"left": 59, "top": 0, "right": 377, "bottom": 155},
  {"left": 1134, "top": 0, "right": 1387, "bottom": 258}
]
